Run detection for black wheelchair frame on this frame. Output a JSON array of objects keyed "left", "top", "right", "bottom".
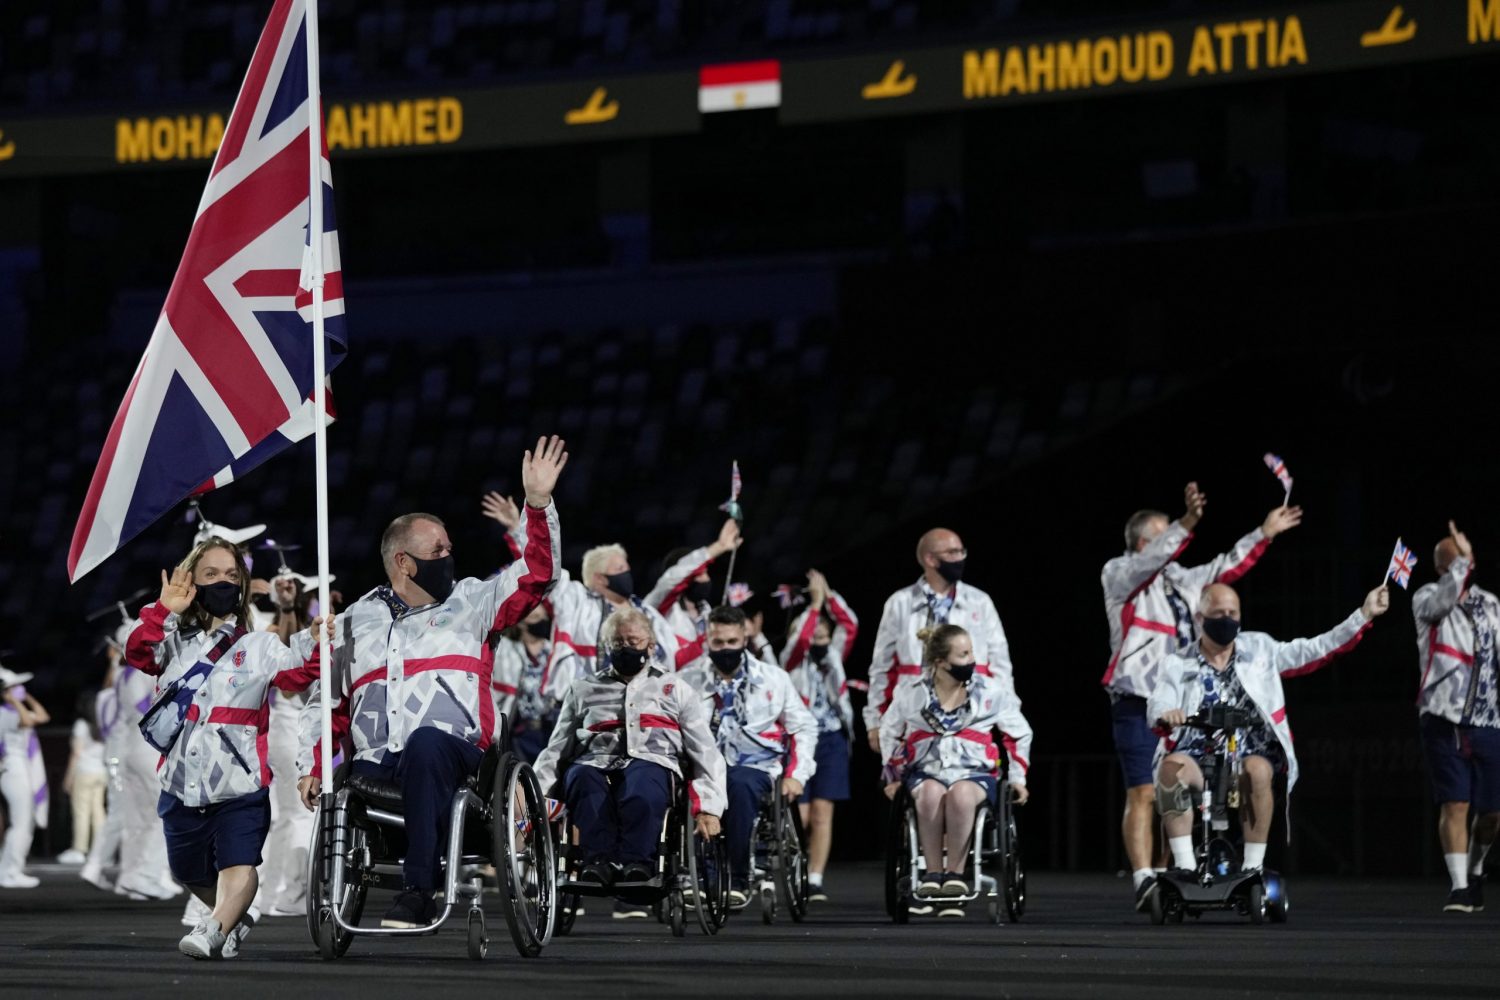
[{"left": 750, "top": 785, "right": 810, "bottom": 924}]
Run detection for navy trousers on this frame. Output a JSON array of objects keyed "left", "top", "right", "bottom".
[
  {"left": 353, "top": 727, "right": 484, "bottom": 891},
  {"left": 725, "top": 765, "right": 773, "bottom": 889},
  {"left": 564, "top": 760, "right": 673, "bottom": 866}
]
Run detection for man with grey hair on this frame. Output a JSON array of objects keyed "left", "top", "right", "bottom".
[
  {"left": 295, "top": 436, "right": 567, "bottom": 929},
  {"left": 1102, "top": 481, "right": 1301, "bottom": 911}
]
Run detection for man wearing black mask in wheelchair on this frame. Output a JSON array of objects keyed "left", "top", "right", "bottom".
[{"left": 1149, "top": 581, "right": 1389, "bottom": 879}]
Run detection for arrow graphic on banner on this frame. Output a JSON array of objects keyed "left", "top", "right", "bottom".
[
  {"left": 565, "top": 87, "right": 620, "bottom": 125},
  {"left": 1360, "top": 6, "right": 1416, "bottom": 47},
  {"left": 862, "top": 60, "right": 918, "bottom": 99}
]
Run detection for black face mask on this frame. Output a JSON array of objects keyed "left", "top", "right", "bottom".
[
  {"left": 709, "top": 648, "right": 743, "bottom": 675},
  {"left": 1201, "top": 616, "right": 1241, "bottom": 646},
  {"left": 809, "top": 643, "right": 830, "bottom": 664},
  {"left": 945, "top": 663, "right": 976, "bottom": 684},
  {"left": 686, "top": 580, "right": 712, "bottom": 605},
  {"left": 196, "top": 581, "right": 242, "bottom": 619},
  {"left": 936, "top": 558, "right": 965, "bottom": 584},
  {"left": 611, "top": 646, "right": 649, "bottom": 677},
  {"left": 604, "top": 570, "right": 635, "bottom": 599},
  {"left": 405, "top": 552, "right": 455, "bottom": 604},
  {"left": 525, "top": 619, "right": 552, "bottom": 640}
]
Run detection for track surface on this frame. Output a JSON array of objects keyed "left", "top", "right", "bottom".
[{"left": 2, "top": 863, "right": 1495, "bottom": 999}]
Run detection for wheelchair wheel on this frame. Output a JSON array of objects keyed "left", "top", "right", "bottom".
[
  {"left": 308, "top": 798, "right": 367, "bottom": 960},
  {"left": 687, "top": 825, "right": 730, "bottom": 935},
  {"left": 554, "top": 835, "right": 582, "bottom": 936},
  {"left": 1148, "top": 885, "right": 1167, "bottom": 926},
  {"left": 759, "top": 881, "right": 777, "bottom": 925},
  {"left": 1266, "top": 873, "right": 1290, "bottom": 923},
  {"left": 466, "top": 911, "right": 488, "bottom": 960},
  {"left": 773, "top": 794, "right": 810, "bottom": 924},
  {"left": 884, "top": 790, "right": 914, "bottom": 924},
  {"left": 492, "top": 754, "right": 555, "bottom": 958},
  {"left": 1246, "top": 882, "right": 1267, "bottom": 925},
  {"left": 1002, "top": 800, "right": 1025, "bottom": 922}
]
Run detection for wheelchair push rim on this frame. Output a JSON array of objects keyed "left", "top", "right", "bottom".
[{"left": 493, "top": 753, "right": 556, "bottom": 957}]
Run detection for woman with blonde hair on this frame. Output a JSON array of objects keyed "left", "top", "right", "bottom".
[
  {"left": 125, "top": 536, "right": 324, "bottom": 959},
  {"left": 880, "top": 623, "right": 1032, "bottom": 902}
]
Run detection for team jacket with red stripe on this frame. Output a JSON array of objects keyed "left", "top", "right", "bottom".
[
  {"left": 1101, "top": 522, "right": 1270, "bottom": 699},
  {"left": 532, "top": 660, "right": 727, "bottom": 816},
  {"left": 644, "top": 545, "right": 717, "bottom": 665},
  {"left": 1412, "top": 556, "right": 1499, "bottom": 725},
  {"left": 679, "top": 653, "right": 819, "bottom": 787},
  {"left": 1147, "top": 610, "right": 1372, "bottom": 799},
  {"left": 878, "top": 674, "right": 1032, "bottom": 787},
  {"left": 125, "top": 604, "right": 318, "bottom": 807},
  {"left": 780, "top": 589, "right": 860, "bottom": 670},
  {"left": 295, "top": 500, "right": 559, "bottom": 777},
  {"left": 864, "top": 580, "right": 1016, "bottom": 732},
  {"left": 544, "top": 572, "right": 683, "bottom": 698}
]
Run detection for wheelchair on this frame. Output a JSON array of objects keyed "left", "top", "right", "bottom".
[
  {"left": 884, "top": 771, "right": 1025, "bottom": 925},
  {"left": 748, "top": 785, "right": 810, "bottom": 924},
  {"left": 1149, "top": 705, "right": 1289, "bottom": 926},
  {"left": 551, "top": 769, "right": 731, "bottom": 938},
  {"left": 304, "top": 728, "right": 555, "bottom": 961}
]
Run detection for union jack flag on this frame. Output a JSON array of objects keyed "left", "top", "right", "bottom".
[
  {"left": 1387, "top": 538, "right": 1417, "bottom": 590},
  {"left": 773, "top": 584, "right": 807, "bottom": 610},
  {"left": 726, "top": 583, "right": 754, "bottom": 607},
  {"left": 718, "top": 460, "right": 743, "bottom": 522},
  {"left": 68, "top": 0, "right": 346, "bottom": 582},
  {"left": 1263, "top": 452, "right": 1293, "bottom": 493}
]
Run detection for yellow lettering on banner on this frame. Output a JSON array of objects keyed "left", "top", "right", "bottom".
[
  {"left": 437, "top": 97, "right": 463, "bottom": 141},
  {"left": 326, "top": 105, "right": 350, "bottom": 150},
  {"left": 1188, "top": 26, "right": 1216, "bottom": 75},
  {"left": 351, "top": 104, "right": 378, "bottom": 147},
  {"left": 178, "top": 115, "right": 201, "bottom": 159},
  {"left": 150, "top": 119, "right": 174, "bottom": 160},
  {"left": 1147, "top": 31, "right": 1173, "bottom": 79},
  {"left": 1093, "top": 35, "right": 1119, "bottom": 85},
  {"left": 1279, "top": 16, "right": 1307, "bottom": 66},
  {"left": 1472, "top": 0, "right": 1500, "bottom": 42},
  {"left": 1214, "top": 22, "right": 1239, "bottom": 71},
  {"left": 1240, "top": 20, "right": 1264, "bottom": 69},
  {"left": 0, "top": 129, "right": 14, "bottom": 162},
  {"left": 379, "top": 102, "right": 413, "bottom": 146},
  {"left": 117, "top": 119, "right": 151, "bottom": 162},
  {"left": 414, "top": 99, "right": 437, "bottom": 144},
  {"left": 963, "top": 49, "right": 1000, "bottom": 98},
  {"left": 1000, "top": 47, "right": 1028, "bottom": 94},
  {"left": 1119, "top": 34, "right": 1147, "bottom": 82},
  {"left": 1057, "top": 41, "right": 1091, "bottom": 89},
  {"left": 1028, "top": 43, "right": 1054, "bottom": 92},
  {"left": 203, "top": 114, "right": 224, "bottom": 156}
]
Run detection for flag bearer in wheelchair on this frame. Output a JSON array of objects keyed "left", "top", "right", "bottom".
[
  {"left": 680, "top": 605, "right": 817, "bottom": 907},
  {"left": 880, "top": 623, "right": 1032, "bottom": 903},
  {"left": 294, "top": 436, "right": 568, "bottom": 930},
  {"left": 1147, "top": 581, "right": 1390, "bottom": 879},
  {"left": 533, "top": 605, "right": 725, "bottom": 889}
]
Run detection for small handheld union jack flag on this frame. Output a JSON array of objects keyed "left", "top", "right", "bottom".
[
  {"left": 718, "top": 460, "right": 743, "bottom": 523},
  {"left": 1386, "top": 538, "right": 1417, "bottom": 590},
  {"left": 773, "top": 584, "right": 807, "bottom": 610},
  {"left": 1263, "top": 453, "right": 1293, "bottom": 505},
  {"left": 726, "top": 583, "right": 754, "bottom": 607}
]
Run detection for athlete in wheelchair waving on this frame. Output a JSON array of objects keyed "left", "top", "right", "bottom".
[{"left": 881, "top": 623, "right": 1032, "bottom": 921}]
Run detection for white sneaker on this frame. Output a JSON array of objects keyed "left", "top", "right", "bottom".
[
  {"left": 112, "top": 882, "right": 147, "bottom": 901},
  {"left": 220, "top": 908, "right": 257, "bottom": 959},
  {"left": 80, "top": 866, "right": 113, "bottom": 891},
  {"left": 178, "top": 920, "right": 227, "bottom": 960},
  {"left": 56, "top": 849, "right": 87, "bottom": 865},
  {"left": 155, "top": 877, "right": 185, "bottom": 898},
  {"left": 116, "top": 875, "right": 177, "bottom": 901},
  {"left": 182, "top": 894, "right": 213, "bottom": 928},
  {"left": 0, "top": 871, "right": 40, "bottom": 889}
]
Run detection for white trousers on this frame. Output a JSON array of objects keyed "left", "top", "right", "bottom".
[{"left": 0, "top": 764, "right": 34, "bottom": 876}]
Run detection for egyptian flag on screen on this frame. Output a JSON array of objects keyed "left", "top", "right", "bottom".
[{"left": 698, "top": 60, "right": 781, "bottom": 113}]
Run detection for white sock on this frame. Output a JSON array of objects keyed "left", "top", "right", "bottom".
[
  {"left": 1152, "top": 866, "right": 1166, "bottom": 874},
  {"left": 808, "top": 872, "right": 823, "bottom": 888},
  {"left": 1446, "top": 853, "right": 1469, "bottom": 890},
  {"left": 1471, "top": 840, "right": 1493, "bottom": 878},
  {"left": 1242, "top": 842, "right": 1266, "bottom": 870},
  {"left": 1169, "top": 836, "right": 1195, "bottom": 870},
  {"left": 1131, "top": 868, "right": 1154, "bottom": 890}
]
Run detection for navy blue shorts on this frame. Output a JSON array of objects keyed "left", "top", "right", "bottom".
[
  {"left": 158, "top": 787, "right": 271, "bottom": 887},
  {"left": 799, "top": 731, "right": 851, "bottom": 803},
  {"left": 904, "top": 772, "right": 999, "bottom": 807},
  {"left": 1421, "top": 715, "right": 1500, "bottom": 814},
  {"left": 1111, "top": 694, "right": 1160, "bottom": 789}
]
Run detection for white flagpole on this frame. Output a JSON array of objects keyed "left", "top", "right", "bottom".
[{"left": 305, "top": 0, "right": 334, "bottom": 794}]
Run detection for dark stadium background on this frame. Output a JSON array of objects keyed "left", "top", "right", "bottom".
[{"left": 1, "top": 1, "right": 1497, "bottom": 877}]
